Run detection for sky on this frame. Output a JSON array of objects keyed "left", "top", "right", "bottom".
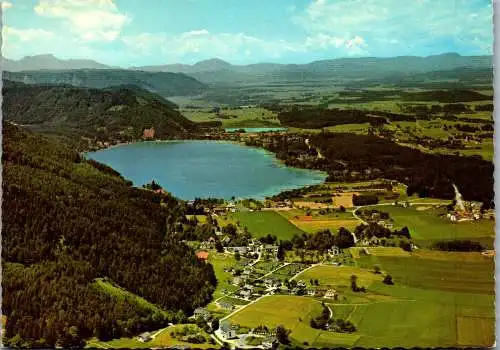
[{"left": 1, "top": 0, "right": 494, "bottom": 67}]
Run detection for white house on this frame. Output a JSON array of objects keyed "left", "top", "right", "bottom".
[
  {"left": 219, "top": 321, "right": 237, "bottom": 340},
  {"left": 137, "top": 332, "right": 152, "bottom": 342},
  {"left": 324, "top": 289, "right": 337, "bottom": 299}
]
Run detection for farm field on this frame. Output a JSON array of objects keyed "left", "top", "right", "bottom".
[
  {"left": 295, "top": 265, "right": 382, "bottom": 289},
  {"left": 279, "top": 209, "right": 359, "bottom": 234},
  {"left": 228, "top": 210, "right": 305, "bottom": 240},
  {"left": 181, "top": 107, "right": 280, "bottom": 128},
  {"left": 363, "top": 254, "right": 494, "bottom": 295},
  {"left": 229, "top": 295, "right": 361, "bottom": 347},
  {"left": 372, "top": 205, "right": 495, "bottom": 247},
  {"left": 287, "top": 249, "right": 494, "bottom": 348},
  {"left": 290, "top": 218, "right": 359, "bottom": 233}
]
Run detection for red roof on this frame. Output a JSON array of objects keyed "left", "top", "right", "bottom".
[
  {"left": 196, "top": 251, "right": 209, "bottom": 260},
  {"left": 298, "top": 216, "right": 313, "bottom": 221}
]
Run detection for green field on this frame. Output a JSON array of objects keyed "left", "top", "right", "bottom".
[
  {"left": 228, "top": 210, "right": 305, "bottom": 240},
  {"left": 370, "top": 205, "right": 495, "bottom": 247},
  {"left": 229, "top": 295, "right": 362, "bottom": 347},
  {"left": 207, "top": 251, "right": 241, "bottom": 298}
]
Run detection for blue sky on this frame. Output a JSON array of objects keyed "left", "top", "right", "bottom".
[{"left": 1, "top": 0, "right": 493, "bottom": 67}]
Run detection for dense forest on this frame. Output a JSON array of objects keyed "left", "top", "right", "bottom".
[
  {"left": 2, "top": 81, "right": 198, "bottom": 149},
  {"left": 4, "top": 69, "right": 207, "bottom": 97},
  {"left": 2, "top": 122, "right": 217, "bottom": 347},
  {"left": 247, "top": 132, "right": 493, "bottom": 208}
]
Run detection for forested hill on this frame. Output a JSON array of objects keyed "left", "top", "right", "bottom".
[
  {"left": 3, "top": 69, "right": 207, "bottom": 97},
  {"left": 2, "top": 81, "right": 196, "bottom": 149},
  {"left": 2, "top": 122, "right": 217, "bottom": 348}
]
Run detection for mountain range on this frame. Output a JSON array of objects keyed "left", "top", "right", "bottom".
[{"left": 2, "top": 53, "right": 493, "bottom": 85}]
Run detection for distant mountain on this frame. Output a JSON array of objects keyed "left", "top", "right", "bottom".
[
  {"left": 3, "top": 69, "right": 207, "bottom": 97},
  {"left": 133, "top": 58, "right": 232, "bottom": 74},
  {"left": 132, "top": 53, "right": 493, "bottom": 85},
  {"left": 2, "top": 81, "right": 197, "bottom": 147},
  {"left": 1, "top": 54, "right": 112, "bottom": 71}
]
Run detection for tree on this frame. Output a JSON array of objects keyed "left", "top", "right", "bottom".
[
  {"left": 334, "top": 227, "right": 355, "bottom": 249},
  {"left": 277, "top": 242, "right": 285, "bottom": 261},
  {"left": 234, "top": 251, "right": 241, "bottom": 261},
  {"left": 211, "top": 318, "right": 219, "bottom": 331},
  {"left": 373, "top": 265, "right": 381, "bottom": 274},
  {"left": 339, "top": 205, "right": 346, "bottom": 212},
  {"left": 383, "top": 275, "right": 394, "bottom": 285},
  {"left": 275, "top": 324, "right": 291, "bottom": 344},
  {"left": 215, "top": 240, "right": 224, "bottom": 253},
  {"left": 350, "top": 275, "right": 358, "bottom": 292}
]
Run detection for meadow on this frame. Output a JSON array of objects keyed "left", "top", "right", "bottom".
[{"left": 228, "top": 210, "right": 305, "bottom": 240}]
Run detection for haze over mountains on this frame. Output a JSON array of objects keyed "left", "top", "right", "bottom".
[{"left": 3, "top": 53, "right": 493, "bottom": 87}]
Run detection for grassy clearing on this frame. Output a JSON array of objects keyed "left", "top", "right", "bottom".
[
  {"left": 92, "top": 278, "right": 169, "bottom": 316},
  {"left": 207, "top": 251, "right": 241, "bottom": 298},
  {"left": 229, "top": 211, "right": 305, "bottom": 240}
]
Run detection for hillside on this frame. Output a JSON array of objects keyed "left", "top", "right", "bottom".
[
  {"left": 2, "top": 81, "right": 198, "bottom": 149},
  {"left": 3, "top": 69, "right": 207, "bottom": 97},
  {"left": 1, "top": 122, "right": 217, "bottom": 348}
]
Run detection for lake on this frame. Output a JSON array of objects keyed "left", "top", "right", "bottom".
[{"left": 86, "top": 141, "right": 326, "bottom": 200}]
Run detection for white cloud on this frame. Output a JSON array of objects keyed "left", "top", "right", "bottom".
[
  {"left": 34, "top": 0, "right": 129, "bottom": 42},
  {"left": 122, "top": 30, "right": 306, "bottom": 63},
  {"left": 294, "top": 0, "right": 493, "bottom": 54},
  {"left": 4, "top": 26, "right": 55, "bottom": 42},
  {"left": 1, "top": 1, "right": 12, "bottom": 10}
]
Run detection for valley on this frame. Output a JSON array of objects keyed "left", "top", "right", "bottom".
[{"left": 1, "top": 52, "right": 495, "bottom": 350}]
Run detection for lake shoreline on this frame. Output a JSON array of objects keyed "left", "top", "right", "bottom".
[{"left": 86, "top": 138, "right": 327, "bottom": 201}]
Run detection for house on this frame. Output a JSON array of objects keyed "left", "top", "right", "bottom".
[
  {"left": 307, "top": 288, "right": 316, "bottom": 296},
  {"left": 137, "top": 332, "right": 152, "bottom": 342},
  {"left": 297, "top": 280, "right": 306, "bottom": 287},
  {"left": 240, "top": 289, "right": 252, "bottom": 299},
  {"left": 217, "top": 301, "right": 234, "bottom": 310},
  {"left": 324, "top": 289, "right": 337, "bottom": 299},
  {"left": 196, "top": 250, "right": 209, "bottom": 262},
  {"left": 232, "top": 276, "right": 242, "bottom": 285},
  {"left": 142, "top": 127, "right": 155, "bottom": 139},
  {"left": 193, "top": 307, "right": 211, "bottom": 320},
  {"left": 244, "top": 284, "right": 254, "bottom": 291},
  {"left": 219, "top": 321, "right": 237, "bottom": 340},
  {"left": 328, "top": 245, "right": 340, "bottom": 256}
]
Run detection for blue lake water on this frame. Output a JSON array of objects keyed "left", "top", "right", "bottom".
[
  {"left": 86, "top": 141, "right": 326, "bottom": 200},
  {"left": 224, "top": 127, "right": 288, "bottom": 133}
]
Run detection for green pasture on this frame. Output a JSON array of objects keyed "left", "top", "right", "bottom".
[{"left": 229, "top": 210, "right": 305, "bottom": 240}]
